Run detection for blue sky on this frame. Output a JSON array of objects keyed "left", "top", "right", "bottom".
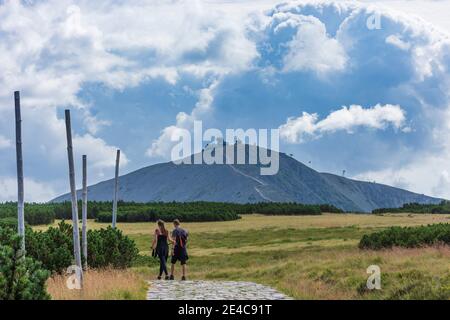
[{"left": 0, "top": 0, "right": 450, "bottom": 201}]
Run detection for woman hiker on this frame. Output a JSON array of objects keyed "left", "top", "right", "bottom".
[{"left": 152, "top": 219, "right": 170, "bottom": 280}]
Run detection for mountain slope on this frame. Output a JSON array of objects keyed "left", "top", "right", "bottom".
[{"left": 52, "top": 146, "right": 441, "bottom": 212}]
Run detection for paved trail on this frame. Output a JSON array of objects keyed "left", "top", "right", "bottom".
[{"left": 147, "top": 280, "right": 292, "bottom": 300}]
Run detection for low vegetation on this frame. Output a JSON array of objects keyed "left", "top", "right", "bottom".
[
  {"left": 26, "top": 221, "right": 138, "bottom": 273},
  {"left": 87, "top": 225, "right": 139, "bottom": 269},
  {"left": 0, "top": 221, "right": 142, "bottom": 300},
  {"left": 373, "top": 201, "right": 450, "bottom": 214},
  {"left": 359, "top": 223, "right": 450, "bottom": 249},
  {"left": 1, "top": 221, "right": 138, "bottom": 274}
]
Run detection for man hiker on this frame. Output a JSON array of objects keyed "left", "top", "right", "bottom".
[{"left": 169, "top": 219, "right": 189, "bottom": 280}]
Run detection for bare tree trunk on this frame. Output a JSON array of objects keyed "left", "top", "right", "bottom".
[
  {"left": 82, "top": 155, "right": 88, "bottom": 271},
  {"left": 112, "top": 149, "right": 120, "bottom": 229},
  {"left": 14, "top": 91, "right": 25, "bottom": 254},
  {"left": 64, "top": 110, "right": 83, "bottom": 287}
]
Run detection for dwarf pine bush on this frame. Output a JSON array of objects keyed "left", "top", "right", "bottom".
[
  {"left": 359, "top": 223, "right": 450, "bottom": 249},
  {"left": 0, "top": 226, "right": 50, "bottom": 300},
  {"left": 1, "top": 221, "right": 139, "bottom": 274}
]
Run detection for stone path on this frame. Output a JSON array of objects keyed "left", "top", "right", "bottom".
[{"left": 147, "top": 280, "right": 292, "bottom": 300}]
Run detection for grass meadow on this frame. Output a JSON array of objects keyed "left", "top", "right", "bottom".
[{"left": 37, "top": 213, "right": 450, "bottom": 300}]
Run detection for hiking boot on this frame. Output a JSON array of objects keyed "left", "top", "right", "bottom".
[
  {"left": 169, "top": 275, "right": 174, "bottom": 280},
  {"left": 157, "top": 276, "right": 161, "bottom": 280},
  {"left": 181, "top": 276, "right": 186, "bottom": 281},
  {"left": 165, "top": 275, "right": 170, "bottom": 280}
]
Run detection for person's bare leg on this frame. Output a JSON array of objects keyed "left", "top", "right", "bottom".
[
  {"left": 170, "top": 263, "right": 175, "bottom": 277},
  {"left": 182, "top": 264, "right": 186, "bottom": 278}
]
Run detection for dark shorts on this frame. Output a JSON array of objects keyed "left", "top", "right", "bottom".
[{"left": 171, "top": 246, "right": 188, "bottom": 265}]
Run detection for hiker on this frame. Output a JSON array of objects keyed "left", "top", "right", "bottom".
[
  {"left": 169, "top": 219, "right": 189, "bottom": 280},
  {"left": 152, "top": 219, "right": 170, "bottom": 280}
]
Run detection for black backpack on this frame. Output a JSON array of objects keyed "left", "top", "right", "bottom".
[{"left": 175, "top": 228, "right": 188, "bottom": 248}]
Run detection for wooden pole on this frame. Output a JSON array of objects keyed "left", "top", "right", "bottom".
[
  {"left": 112, "top": 149, "right": 120, "bottom": 229},
  {"left": 64, "top": 110, "right": 83, "bottom": 286},
  {"left": 14, "top": 91, "right": 25, "bottom": 253},
  {"left": 82, "top": 155, "right": 88, "bottom": 271}
]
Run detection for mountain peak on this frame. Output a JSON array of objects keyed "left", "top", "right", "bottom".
[{"left": 52, "top": 146, "right": 441, "bottom": 212}]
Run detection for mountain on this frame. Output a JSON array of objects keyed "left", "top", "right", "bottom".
[{"left": 52, "top": 144, "right": 442, "bottom": 212}]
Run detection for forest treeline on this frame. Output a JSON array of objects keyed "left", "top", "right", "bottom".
[
  {"left": 372, "top": 201, "right": 450, "bottom": 214},
  {"left": 0, "top": 201, "right": 343, "bottom": 225}
]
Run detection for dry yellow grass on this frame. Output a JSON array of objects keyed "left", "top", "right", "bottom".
[
  {"left": 185, "top": 245, "right": 450, "bottom": 299},
  {"left": 187, "top": 238, "right": 359, "bottom": 256},
  {"left": 289, "top": 246, "right": 450, "bottom": 299},
  {"left": 46, "top": 269, "right": 147, "bottom": 300},
  {"left": 35, "top": 213, "right": 450, "bottom": 234}
]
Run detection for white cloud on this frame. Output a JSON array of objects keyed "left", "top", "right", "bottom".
[
  {"left": 354, "top": 155, "right": 450, "bottom": 199},
  {"left": 1, "top": 0, "right": 450, "bottom": 201},
  {"left": 279, "top": 112, "right": 319, "bottom": 143},
  {"left": 146, "top": 124, "right": 190, "bottom": 159},
  {"left": 0, "top": 105, "right": 127, "bottom": 192},
  {"left": 1, "top": 0, "right": 253, "bottom": 196},
  {"left": 146, "top": 80, "right": 219, "bottom": 158},
  {"left": 81, "top": 109, "right": 111, "bottom": 135},
  {"left": 364, "top": 0, "right": 450, "bottom": 36},
  {"left": 73, "top": 134, "right": 128, "bottom": 171},
  {"left": 386, "top": 34, "right": 411, "bottom": 51},
  {"left": 0, "top": 135, "right": 12, "bottom": 149},
  {"left": 354, "top": 107, "right": 450, "bottom": 199},
  {"left": 0, "top": 176, "right": 57, "bottom": 202},
  {"left": 279, "top": 104, "right": 406, "bottom": 143},
  {"left": 280, "top": 15, "right": 348, "bottom": 74},
  {"left": 0, "top": 0, "right": 259, "bottom": 168},
  {"left": 316, "top": 104, "right": 406, "bottom": 132}
]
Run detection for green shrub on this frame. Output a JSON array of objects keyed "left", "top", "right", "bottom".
[
  {"left": 87, "top": 227, "right": 139, "bottom": 269},
  {"left": 359, "top": 223, "right": 450, "bottom": 249},
  {"left": 25, "top": 222, "right": 74, "bottom": 274},
  {"left": 0, "top": 226, "right": 50, "bottom": 300},
  {"left": 0, "top": 217, "right": 19, "bottom": 229}
]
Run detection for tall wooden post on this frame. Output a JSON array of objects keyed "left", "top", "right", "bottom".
[
  {"left": 14, "top": 91, "right": 25, "bottom": 253},
  {"left": 82, "top": 155, "right": 88, "bottom": 270},
  {"left": 112, "top": 149, "right": 120, "bottom": 229},
  {"left": 64, "top": 110, "right": 83, "bottom": 286}
]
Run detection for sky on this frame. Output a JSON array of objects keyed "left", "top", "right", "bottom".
[{"left": 0, "top": 0, "right": 450, "bottom": 202}]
